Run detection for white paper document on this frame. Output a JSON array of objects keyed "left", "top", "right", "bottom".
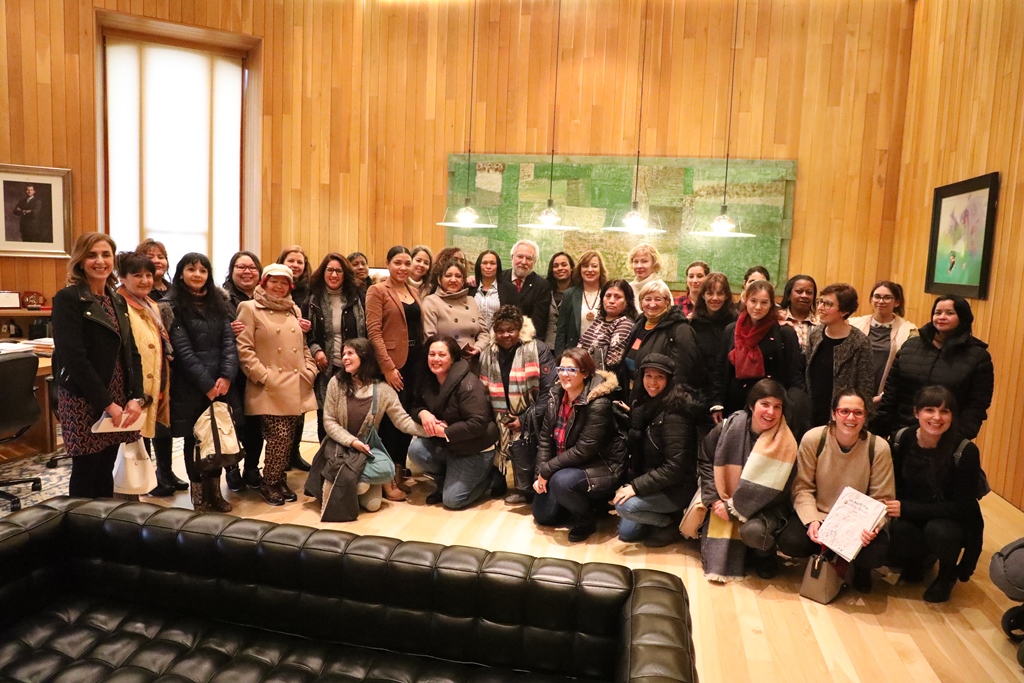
[
  {"left": 90, "top": 412, "right": 142, "bottom": 433},
  {"left": 817, "top": 486, "right": 887, "bottom": 562}
]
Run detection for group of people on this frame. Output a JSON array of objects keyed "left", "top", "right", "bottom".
[{"left": 52, "top": 234, "right": 994, "bottom": 604}]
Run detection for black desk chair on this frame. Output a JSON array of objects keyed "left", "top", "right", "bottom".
[
  {"left": 0, "top": 352, "right": 44, "bottom": 511},
  {"left": 44, "top": 376, "right": 72, "bottom": 469}
]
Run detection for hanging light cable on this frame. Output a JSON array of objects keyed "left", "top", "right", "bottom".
[
  {"left": 520, "top": 0, "right": 578, "bottom": 230},
  {"left": 698, "top": 0, "right": 754, "bottom": 238},
  {"left": 439, "top": 0, "right": 495, "bottom": 228},
  {"left": 604, "top": 0, "right": 664, "bottom": 235}
]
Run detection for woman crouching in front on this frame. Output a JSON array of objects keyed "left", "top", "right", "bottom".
[
  {"left": 698, "top": 378, "right": 798, "bottom": 581},
  {"left": 533, "top": 347, "right": 627, "bottom": 542},
  {"left": 408, "top": 335, "right": 503, "bottom": 509}
]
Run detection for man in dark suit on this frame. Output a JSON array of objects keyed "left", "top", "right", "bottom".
[
  {"left": 12, "top": 184, "right": 45, "bottom": 242},
  {"left": 498, "top": 239, "right": 552, "bottom": 340}
]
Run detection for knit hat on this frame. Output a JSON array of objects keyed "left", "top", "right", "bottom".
[
  {"left": 639, "top": 352, "right": 675, "bottom": 376},
  {"left": 261, "top": 263, "right": 294, "bottom": 282}
]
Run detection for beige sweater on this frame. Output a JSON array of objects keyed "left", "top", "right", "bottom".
[
  {"left": 792, "top": 425, "right": 895, "bottom": 525},
  {"left": 322, "top": 378, "right": 426, "bottom": 446}
]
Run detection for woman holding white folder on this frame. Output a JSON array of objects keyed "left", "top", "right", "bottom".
[{"left": 777, "top": 388, "right": 894, "bottom": 594}]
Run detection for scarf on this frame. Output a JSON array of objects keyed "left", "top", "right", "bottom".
[
  {"left": 702, "top": 410, "right": 798, "bottom": 582},
  {"left": 728, "top": 311, "right": 774, "bottom": 379},
  {"left": 119, "top": 286, "right": 170, "bottom": 347},
  {"left": 480, "top": 340, "right": 541, "bottom": 418},
  {"left": 253, "top": 284, "right": 297, "bottom": 313}
]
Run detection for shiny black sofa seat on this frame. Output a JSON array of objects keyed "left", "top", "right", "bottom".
[{"left": 0, "top": 498, "right": 698, "bottom": 683}]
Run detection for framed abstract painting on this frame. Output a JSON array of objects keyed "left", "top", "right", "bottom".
[{"left": 926, "top": 172, "right": 999, "bottom": 299}]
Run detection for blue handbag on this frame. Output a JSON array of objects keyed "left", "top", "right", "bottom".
[{"left": 360, "top": 383, "right": 397, "bottom": 485}]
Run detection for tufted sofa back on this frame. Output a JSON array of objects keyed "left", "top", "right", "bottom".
[{"left": 0, "top": 499, "right": 675, "bottom": 681}]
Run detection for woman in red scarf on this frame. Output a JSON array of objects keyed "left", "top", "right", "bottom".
[{"left": 712, "top": 280, "right": 805, "bottom": 423}]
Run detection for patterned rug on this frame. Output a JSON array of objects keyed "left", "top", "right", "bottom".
[{"left": 0, "top": 413, "right": 321, "bottom": 515}]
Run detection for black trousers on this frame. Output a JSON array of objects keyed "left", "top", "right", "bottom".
[
  {"left": 68, "top": 445, "right": 119, "bottom": 498},
  {"left": 777, "top": 512, "right": 890, "bottom": 570},
  {"left": 379, "top": 345, "right": 423, "bottom": 470},
  {"left": 888, "top": 517, "right": 966, "bottom": 575},
  {"left": 241, "top": 416, "right": 265, "bottom": 472}
]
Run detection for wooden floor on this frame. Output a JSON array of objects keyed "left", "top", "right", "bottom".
[{"left": 148, "top": 439, "right": 1024, "bottom": 683}]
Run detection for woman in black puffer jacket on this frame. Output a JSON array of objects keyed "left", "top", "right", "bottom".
[
  {"left": 613, "top": 353, "right": 698, "bottom": 547},
  {"left": 168, "top": 253, "right": 241, "bottom": 511},
  {"left": 409, "top": 335, "right": 501, "bottom": 510},
  {"left": 534, "top": 347, "right": 628, "bottom": 542},
  {"left": 877, "top": 295, "right": 993, "bottom": 440}
]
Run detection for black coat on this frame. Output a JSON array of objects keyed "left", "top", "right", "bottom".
[
  {"left": 714, "top": 320, "right": 805, "bottom": 414},
  {"left": 553, "top": 286, "right": 596, "bottom": 356},
  {"left": 413, "top": 360, "right": 499, "bottom": 456},
  {"left": 619, "top": 306, "right": 703, "bottom": 403},
  {"left": 52, "top": 283, "right": 144, "bottom": 412},
  {"left": 877, "top": 326, "right": 993, "bottom": 440},
  {"left": 497, "top": 270, "right": 552, "bottom": 341},
  {"left": 690, "top": 309, "right": 737, "bottom": 419},
  {"left": 627, "top": 387, "right": 698, "bottom": 500},
  {"left": 168, "top": 294, "right": 241, "bottom": 436},
  {"left": 536, "top": 371, "right": 627, "bottom": 492}
]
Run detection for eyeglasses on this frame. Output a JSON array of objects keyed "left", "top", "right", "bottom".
[
  {"left": 815, "top": 298, "right": 836, "bottom": 309},
  {"left": 325, "top": 268, "right": 345, "bottom": 275},
  {"left": 555, "top": 366, "right": 579, "bottom": 376},
  {"left": 871, "top": 294, "right": 895, "bottom": 303},
  {"left": 835, "top": 408, "right": 866, "bottom": 418},
  {"left": 234, "top": 265, "right": 259, "bottom": 272}
]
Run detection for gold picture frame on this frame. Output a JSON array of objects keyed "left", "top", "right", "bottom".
[{"left": 0, "top": 164, "right": 73, "bottom": 258}]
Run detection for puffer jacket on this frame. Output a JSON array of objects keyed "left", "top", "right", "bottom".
[
  {"left": 627, "top": 385, "right": 698, "bottom": 500},
  {"left": 413, "top": 359, "right": 499, "bottom": 456},
  {"left": 619, "top": 306, "right": 703, "bottom": 403},
  {"left": 690, "top": 308, "right": 737, "bottom": 419},
  {"left": 168, "top": 292, "right": 241, "bottom": 436},
  {"left": 877, "top": 325, "right": 993, "bottom": 439},
  {"left": 536, "top": 370, "right": 628, "bottom": 493}
]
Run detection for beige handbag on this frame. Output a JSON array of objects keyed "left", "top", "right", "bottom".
[
  {"left": 112, "top": 438, "right": 157, "bottom": 495},
  {"left": 679, "top": 489, "right": 707, "bottom": 540},
  {"left": 800, "top": 551, "right": 850, "bottom": 604},
  {"left": 192, "top": 401, "right": 241, "bottom": 472}
]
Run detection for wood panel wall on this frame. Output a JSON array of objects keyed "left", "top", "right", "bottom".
[
  {"left": 1, "top": 0, "right": 913, "bottom": 302},
  {"left": 892, "top": 0, "right": 1024, "bottom": 507}
]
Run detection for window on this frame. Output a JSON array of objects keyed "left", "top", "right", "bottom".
[{"left": 104, "top": 37, "right": 242, "bottom": 272}]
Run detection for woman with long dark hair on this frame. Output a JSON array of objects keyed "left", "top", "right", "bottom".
[
  {"left": 421, "top": 258, "right": 488, "bottom": 359},
  {"left": 543, "top": 251, "right": 575, "bottom": 347},
  {"left": 167, "top": 252, "right": 241, "bottom": 511},
  {"left": 366, "top": 245, "right": 423, "bottom": 501},
  {"left": 408, "top": 245, "right": 434, "bottom": 299},
  {"left": 691, "top": 273, "right": 737, "bottom": 438},
  {"left": 222, "top": 250, "right": 265, "bottom": 492},
  {"left": 307, "top": 338, "right": 427, "bottom": 520},
  {"left": 471, "top": 249, "right": 502, "bottom": 331},
  {"left": 576, "top": 279, "right": 637, "bottom": 372},
  {"left": 348, "top": 252, "right": 370, "bottom": 292},
  {"left": 305, "top": 252, "right": 366, "bottom": 443},
  {"left": 53, "top": 233, "right": 144, "bottom": 498},
  {"left": 877, "top": 295, "right": 993, "bottom": 440},
  {"left": 673, "top": 260, "right": 710, "bottom": 319}
]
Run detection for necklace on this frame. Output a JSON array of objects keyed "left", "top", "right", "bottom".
[{"left": 582, "top": 289, "right": 600, "bottom": 321}]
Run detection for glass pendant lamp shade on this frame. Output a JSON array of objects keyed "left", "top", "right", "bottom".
[
  {"left": 438, "top": 197, "right": 497, "bottom": 228},
  {"left": 519, "top": 198, "right": 580, "bottom": 230}
]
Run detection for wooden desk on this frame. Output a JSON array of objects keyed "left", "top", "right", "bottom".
[{"left": 0, "top": 355, "right": 57, "bottom": 462}]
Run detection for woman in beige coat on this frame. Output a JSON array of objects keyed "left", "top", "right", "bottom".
[
  {"left": 421, "top": 258, "right": 488, "bottom": 360},
  {"left": 236, "top": 263, "right": 318, "bottom": 506}
]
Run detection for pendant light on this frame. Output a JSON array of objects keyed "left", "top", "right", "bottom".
[
  {"left": 519, "top": 0, "right": 578, "bottom": 231},
  {"left": 604, "top": 0, "right": 664, "bottom": 236},
  {"left": 693, "top": 0, "right": 754, "bottom": 238},
  {"left": 439, "top": 0, "right": 496, "bottom": 228}
]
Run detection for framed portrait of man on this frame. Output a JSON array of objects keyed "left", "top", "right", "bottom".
[{"left": 0, "top": 164, "right": 73, "bottom": 258}]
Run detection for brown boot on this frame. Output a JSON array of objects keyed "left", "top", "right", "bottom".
[
  {"left": 190, "top": 482, "right": 205, "bottom": 511},
  {"left": 383, "top": 477, "right": 407, "bottom": 501},
  {"left": 202, "top": 475, "right": 232, "bottom": 513}
]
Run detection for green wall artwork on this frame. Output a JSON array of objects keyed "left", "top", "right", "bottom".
[{"left": 444, "top": 154, "right": 797, "bottom": 291}]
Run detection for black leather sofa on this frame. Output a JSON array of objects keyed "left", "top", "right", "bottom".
[{"left": 0, "top": 498, "right": 698, "bottom": 682}]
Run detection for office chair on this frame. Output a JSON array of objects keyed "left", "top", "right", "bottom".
[
  {"left": 0, "top": 352, "right": 44, "bottom": 511},
  {"left": 44, "top": 376, "right": 72, "bottom": 469}
]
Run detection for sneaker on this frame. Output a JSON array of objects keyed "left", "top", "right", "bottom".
[
  {"left": 568, "top": 520, "right": 597, "bottom": 543},
  {"left": 277, "top": 480, "right": 298, "bottom": 502},
  {"left": 242, "top": 468, "right": 263, "bottom": 489},
  {"left": 224, "top": 467, "right": 244, "bottom": 493},
  {"left": 504, "top": 491, "right": 528, "bottom": 505},
  {"left": 258, "top": 483, "right": 285, "bottom": 506}
]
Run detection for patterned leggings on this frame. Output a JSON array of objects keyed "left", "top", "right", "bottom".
[{"left": 261, "top": 415, "right": 301, "bottom": 486}]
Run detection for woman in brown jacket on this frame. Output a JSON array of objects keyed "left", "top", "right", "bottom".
[
  {"left": 236, "top": 263, "right": 318, "bottom": 506},
  {"left": 365, "top": 245, "right": 423, "bottom": 500}
]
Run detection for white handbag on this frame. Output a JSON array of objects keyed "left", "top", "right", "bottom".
[{"left": 113, "top": 438, "right": 158, "bottom": 495}]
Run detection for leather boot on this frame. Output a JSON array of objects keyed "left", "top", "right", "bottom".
[
  {"left": 504, "top": 446, "right": 536, "bottom": 504},
  {"left": 202, "top": 475, "right": 232, "bottom": 513},
  {"left": 153, "top": 440, "right": 188, "bottom": 491},
  {"left": 289, "top": 451, "right": 311, "bottom": 472},
  {"left": 189, "top": 482, "right": 205, "bottom": 511},
  {"left": 383, "top": 477, "right": 407, "bottom": 501}
]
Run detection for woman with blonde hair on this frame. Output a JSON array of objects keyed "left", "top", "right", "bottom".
[
  {"left": 626, "top": 243, "right": 663, "bottom": 310},
  {"left": 53, "top": 233, "right": 144, "bottom": 498}
]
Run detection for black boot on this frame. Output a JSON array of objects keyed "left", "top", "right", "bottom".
[
  {"left": 152, "top": 438, "right": 188, "bottom": 491},
  {"left": 924, "top": 565, "right": 957, "bottom": 603},
  {"left": 504, "top": 442, "right": 536, "bottom": 504},
  {"left": 289, "top": 450, "right": 311, "bottom": 472},
  {"left": 202, "top": 475, "right": 232, "bottom": 513}
]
